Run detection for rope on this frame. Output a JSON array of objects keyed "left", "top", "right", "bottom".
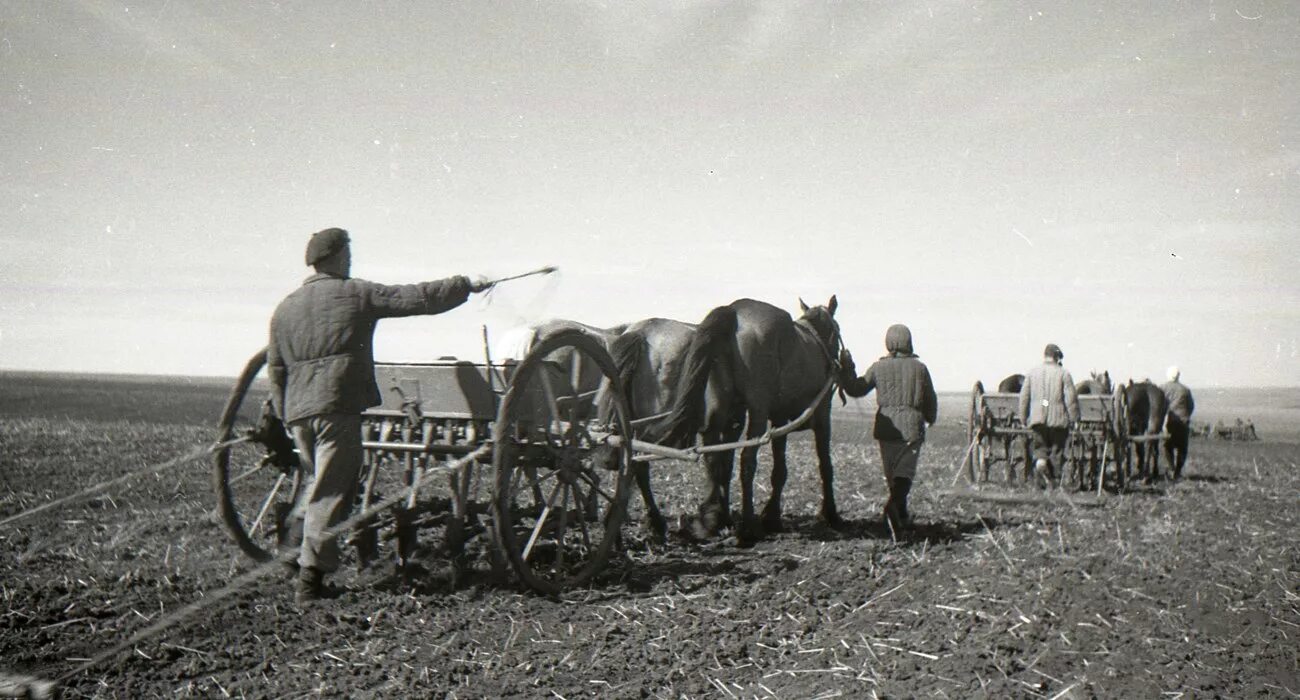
[
  {"left": 0, "top": 437, "right": 250, "bottom": 529},
  {"left": 54, "top": 445, "right": 491, "bottom": 685}
]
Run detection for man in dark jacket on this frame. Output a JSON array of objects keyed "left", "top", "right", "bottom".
[
  {"left": 837, "top": 324, "right": 938, "bottom": 531},
  {"left": 267, "top": 228, "right": 493, "bottom": 605},
  {"left": 1161, "top": 366, "right": 1195, "bottom": 479},
  {"left": 1018, "top": 343, "right": 1079, "bottom": 489}
]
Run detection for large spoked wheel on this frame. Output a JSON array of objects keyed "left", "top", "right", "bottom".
[
  {"left": 213, "top": 349, "right": 305, "bottom": 563},
  {"left": 492, "top": 329, "right": 634, "bottom": 595},
  {"left": 967, "top": 382, "right": 984, "bottom": 483}
]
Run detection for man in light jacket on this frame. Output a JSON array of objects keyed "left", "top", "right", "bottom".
[
  {"left": 268, "top": 228, "right": 493, "bottom": 606},
  {"left": 1018, "top": 343, "right": 1079, "bottom": 489},
  {"left": 1161, "top": 366, "right": 1196, "bottom": 479},
  {"left": 838, "top": 324, "right": 938, "bottom": 531}
]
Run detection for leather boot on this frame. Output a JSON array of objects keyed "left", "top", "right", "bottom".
[{"left": 891, "top": 477, "right": 912, "bottom": 525}]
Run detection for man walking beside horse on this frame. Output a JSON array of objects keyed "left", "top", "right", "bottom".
[
  {"left": 1161, "top": 366, "right": 1196, "bottom": 479},
  {"left": 837, "top": 324, "right": 938, "bottom": 531}
]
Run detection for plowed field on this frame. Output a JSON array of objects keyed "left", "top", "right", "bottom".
[{"left": 2, "top": 373, "right": 1296, "bottom": 698}]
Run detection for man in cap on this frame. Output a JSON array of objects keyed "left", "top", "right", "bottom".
[
  {"left": 267, "top": 227, "right": 494, "bottom": 606},
  {"left": 1018, "top": 343, "right": 1079, "bottom": 489},
  {"left": 1161, "top": 366, "right": 1195, "bottom": 479},
  {"left": 837, "top": 324, "right": 938, "bottom": 532}
]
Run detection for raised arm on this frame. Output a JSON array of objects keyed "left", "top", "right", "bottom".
[{"left": 357, "top": 276, "right": 474, "bottom": 319}]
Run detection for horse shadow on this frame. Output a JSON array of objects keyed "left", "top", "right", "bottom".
[{"left": 786, "top": 513, "right": 1002, "bottom": 547}]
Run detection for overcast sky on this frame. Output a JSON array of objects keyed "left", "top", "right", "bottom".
[{"left": 1, "top": 1, "right": 1296, "bottom": 390}]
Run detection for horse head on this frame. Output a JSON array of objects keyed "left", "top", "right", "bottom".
[
  {"left": 1092, "top": 370, "right": 1113, "bottom": 394},
  {"left": 797, "top": 295, "right": 843, "bottom": 363}
]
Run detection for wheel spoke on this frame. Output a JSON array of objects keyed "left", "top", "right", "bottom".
[
  {"left": 522, "top": 478, "right": 565, "bottom": 563},
  {"left": 577, "top": 469, "right": 615, "bottom": 504},
  {"left": 554, "top": 485, "right": 571, "bottom": 573},
  {"left": 539, "top": 370, "right": 565, "bottom": 436},
  {"left": 231, "top": 460, "right": 268, "bottom": 485},
  {"left": 571, "top": 481, "right": 594, "bottom": 549},
  {"left": 247, "top": 472, "right": 286, "bottom": 537}
]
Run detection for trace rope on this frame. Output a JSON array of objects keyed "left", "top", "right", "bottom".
[
  {"left": 53, "top": 444, "right": 491, "bottom": 685},
  {"left": 0, "top": 436, "right": 251, "bottom": 530}
]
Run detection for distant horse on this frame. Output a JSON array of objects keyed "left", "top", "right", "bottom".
[
  {"left": 1076, "top": 370, "right": 1113, "bottom": 395},
  {"left": 647, "top": 297, "right": 847, "bottom": 545},
  {"left": 991, "top": 374, "right": 1028, "bottom": 482},
  {"left": 997, "top": 374, "right": 1025, "bottom": 393},
  {"left": 1122, "top": 380, "right": 1168, "bottom": 484},
  {"left": 594, "top": 318, "right": 699, "bottom": 541}
]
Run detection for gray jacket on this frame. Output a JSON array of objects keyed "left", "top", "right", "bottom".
[
  {"left": 1019, "top": 361, "right": 1079, "bottom": 428},
  {"left": 267, "top": 273, "right": 471, "bottom": 423}
]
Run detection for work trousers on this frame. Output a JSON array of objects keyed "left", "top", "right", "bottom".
[
  {"left": 878, "top": 439, "right": 923, "bottom": 482},
  {"left": 1164, "top": 417, "right": 1190, "bottom": 475},
  {"left": 288, "top": 413, "right": 363, "bottom": 573},
  {"left": 1030, "top": 425, "right": 1070, "bottom": 476}
]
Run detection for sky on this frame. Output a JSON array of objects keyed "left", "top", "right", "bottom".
[{"left": 1, "top": 1, "right": 1296, "bottom": 390}]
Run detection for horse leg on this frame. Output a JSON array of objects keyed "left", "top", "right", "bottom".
[
  {"left": 632, "top": 462, "right": 667, "bottom": 545},
  {"left": 736, "top": 414, "right": 767, "bottom": 546},
  {"left": 696, "top": 450, "right": 729, "bottom": 537},
  {"left": 813, "top": 415, "right": 842, "bottom": 528},
  {"left": 760, "top": 435, "right": 787, "bottom": 533},
  {"left": 1149, "top": 434, "right": 1162, "bottom": 481}
]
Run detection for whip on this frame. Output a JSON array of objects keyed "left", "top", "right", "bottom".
[{"left": 484, "top": 265, "right": 557, "bottom": 287}]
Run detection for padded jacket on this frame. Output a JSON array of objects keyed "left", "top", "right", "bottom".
[
  {"left": 1161, "top": 380, "right": 1195, "bottom": 421},
  {"left": 1018, "top": 361, "right": 1079, "bottom": 428},
  {"left": 841, "top": 355, "right": 938, "bottom": 443},
  {"left": 267, "top": 273, "right": 471, "bottom": 423}
]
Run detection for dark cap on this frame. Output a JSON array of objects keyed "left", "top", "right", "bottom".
[
  {"left": 305, "top": 228, "right": 349, "bottom": 265},
  {"left": 1043, "top": 343, "right": 1064, "bottom": 360}
]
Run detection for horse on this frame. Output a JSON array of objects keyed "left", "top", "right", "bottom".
[
  {"left": 593, "top": 317, "right": 699, "bottom": 541},
  {"left": 1122, "top": 380, "right": 1167, "bottom": 484},
  {"left": 990, "top": 374, "right": 1028, "bottom": 482},
  {"left": 1076, "top": 370, "right": 1113, "bottom": 395},
  {"left": 497, "top": 318, "right": 687, "bottom": 540},
  {"left": 646, "top": 296, "right": 847, "bottom": 545}
]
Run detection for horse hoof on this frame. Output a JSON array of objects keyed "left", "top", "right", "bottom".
[
  {"left": 645, "top": 517, "right": 669, "bottom": 546},
  {"left": 819, "top": 511, "right": 845, "bottom": 530},
  {"left": 760, "top": 506, "right": 784, "bottom": 533}
]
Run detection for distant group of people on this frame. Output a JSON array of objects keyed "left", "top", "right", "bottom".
[{"left": 837, "top": 336, "right": 1199, "bottom": 526}]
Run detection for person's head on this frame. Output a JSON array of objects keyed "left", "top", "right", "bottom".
[
  {"left": 1166, "top": 365, "right": 1181, "bottom": 382},
  {"left": 884, "top": 323, "right": 913, "bottom": 356},
  {"left": 1043, "top": 343, "right": 1064, "bottom": 363},
  {"left": 305, "top": 227, "right": 351, "bottom": 277}
]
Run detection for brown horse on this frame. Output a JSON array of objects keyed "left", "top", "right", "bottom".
[
  {"left": 647, "top": 297, "right": 847, "bottom": 545},
  {"left": 594, "top": 317, "right": 699, "bottom": 541},
  {"left": 997, "top": 374, "right": 1025, "bottom": 393},
  {"left": 1076, "top": 370, "right": 1113, "bottom": 395},
  {"left": 1123, "top": 380, "right": 1168, "bottom": 484},
  {"left": 503, "top": 318, "right": 686, "bottom": 537}
]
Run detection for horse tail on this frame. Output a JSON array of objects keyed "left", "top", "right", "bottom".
[
  {"left": 609, "top": 330, "right": 648, "bottom": 413},
  {"left": 1147, "top": 384, "right": 1168, "bottom": 435},
  {"left": 649, "top": 305, "right": 738, "bottom": 448}
]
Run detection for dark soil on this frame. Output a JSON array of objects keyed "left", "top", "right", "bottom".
[{"left": 1, "top": 375, "right": 1296, "bottom": 698}]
